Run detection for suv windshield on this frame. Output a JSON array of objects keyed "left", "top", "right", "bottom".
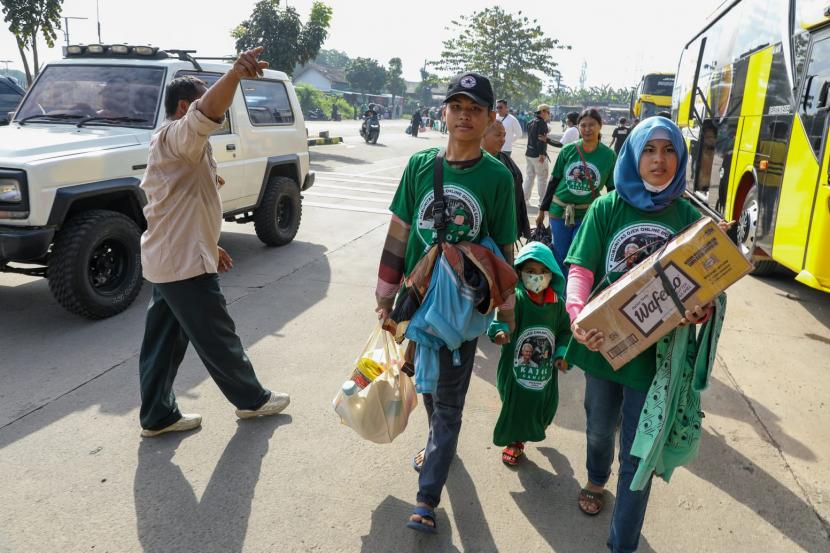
[{"left": 15, "top": 65, "right": 164, "bottom": 128}]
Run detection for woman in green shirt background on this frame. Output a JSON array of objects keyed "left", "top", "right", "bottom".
[{"left": 536, "top": 108, "right": 616, "bottom": 275}]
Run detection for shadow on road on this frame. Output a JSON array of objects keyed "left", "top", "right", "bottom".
[
  {"left": 359, "top": 495, "right": 460, "bottom": 552},
  {"left": 310, "top": 151, "right": 372, "bottom": 167},
  {"left": 687, "top": 427, "right": 829, "bottom": 550},
  {"left": 134, "top": 415, "right": 291, "bottom": 553},
  {"left": 0, "top": 237, "right": 330, "bottom": 449},
  {"left": 513, "top": 446, "right": 657, "bottom": 553},
  {"left": 751, "top": 271, "right": 830, "bottom": 333}
]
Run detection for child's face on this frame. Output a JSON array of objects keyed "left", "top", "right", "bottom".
[
  {"left": 521, "top": 260, "right": 550, "bottom": 276},
  {"left": 639, "top": 139, "right": 678, "bottom": 188},
  {"left": 445, "top": 95, "right": 495, "bottom": 143}
]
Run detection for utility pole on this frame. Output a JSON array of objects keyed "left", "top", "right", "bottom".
[
  {"left": 579, "top": 60, "right": 587, "bottom": 91},
  {"left": 62, "top": 16, "right": 88, "bottom": 46},
  {"left": 96, "top": 0, "right": 102, "bottom": 43}
]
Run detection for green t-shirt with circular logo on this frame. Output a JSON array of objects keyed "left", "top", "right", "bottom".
[
  {"left": 549, "top": 140, "right": 617, "bottom": 219},
  {"left": 564, "top": 191, "right": 701, "bottom": 391},
  {"left": 389, "top": 147, "right": 518, "bottom": 276}
]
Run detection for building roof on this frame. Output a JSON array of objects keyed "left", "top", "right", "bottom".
[{"left": 295, "top": 62, "right": 348, "bottom": 86}]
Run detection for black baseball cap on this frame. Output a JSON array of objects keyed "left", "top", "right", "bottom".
[{"left": 444, "top": 72, "right": 494, "bottom": 109}]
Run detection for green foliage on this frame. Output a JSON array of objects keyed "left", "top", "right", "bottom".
[
  {"left": 431, "top": 7, "right": 569, "bottom": 106},
  {"left": 417, "top": 67, "right": 442, "bottom": 107},
  {"left": 294, "top": 83, "right": 355, "bottom": 119},
  {"left": 386, "top": 57, "right": 406, "bottom": 99},
  {"left": 232, "top": 0, "right": 332, "bottom": 77},
  {"left": 1, "top": 0, "right": 63, "bottom": 85},
  {"left": 346, "top": 57, "right": 386, "bottom": 94},
  {"left": 548, "top": 84, "right": 633, "bottom": 106},
  {"left": 315, "top": 48, "right": 350, "bottom": 70}
]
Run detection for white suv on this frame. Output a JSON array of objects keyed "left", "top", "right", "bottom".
[{"left": 0, "top": 45, "right": 314, "bottom": 319}]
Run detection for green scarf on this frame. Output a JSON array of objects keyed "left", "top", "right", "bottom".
[{"left": 629, "top": 293, "right": 727, "bottom": 491}]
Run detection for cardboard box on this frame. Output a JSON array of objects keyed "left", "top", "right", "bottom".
[{"left": 575, "top": 218, "right": 752, "bottom": 369}]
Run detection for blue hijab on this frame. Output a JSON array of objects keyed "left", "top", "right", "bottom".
[{"left": 614, "top": 116, "right": 687, "bottom": 212}]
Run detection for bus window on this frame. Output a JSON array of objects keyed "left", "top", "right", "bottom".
[
  {"left": 733, "top": 0, "right": 785, "bottom": 60},
  {"left": 799, "top": 37, "right": 830, "bottom": 156}
]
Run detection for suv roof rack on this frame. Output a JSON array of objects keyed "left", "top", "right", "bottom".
[{"left": 164, "top": 49, "right": 202, "bottom": 72}]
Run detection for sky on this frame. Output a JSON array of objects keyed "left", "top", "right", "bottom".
[{"left": 0, "top": 0, "right": 727, "bottom": 90}]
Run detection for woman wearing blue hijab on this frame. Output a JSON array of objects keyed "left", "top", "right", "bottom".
[{"left": 561, "top": 117, "right": 717, "bottom": 553}]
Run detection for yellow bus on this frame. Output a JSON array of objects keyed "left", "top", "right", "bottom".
[
  {"left": 630, "top": 73, "right": 675, "bottom": 119},
  {"left": 673, "top": 0, "right": 830, "bottom": 293}
]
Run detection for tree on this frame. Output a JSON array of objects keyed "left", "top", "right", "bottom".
[
  {"left": 431, "top": 7, "right": 569, "bottom": 104},
  {"left": 346, "top": 57, "right": 386, "bottom": 94},
  {"left": 1, "top": 0, "right": 63, "bottom": 85},
  {"left": 232, "top": 0, "right": 332, "bottom": 77},
  {"left": 385, "top": 57, "right": 405, "bottom": 104},
  {"left": 315, "top": 48, "right": 350, "bottom": 70},
  {"left": 416, "top": 67, "right": 441, "bottom": 107}
]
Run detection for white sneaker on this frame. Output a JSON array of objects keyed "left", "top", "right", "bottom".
[
  {"left": 141, "top": 413, "right": 202, "bottom": 438},
  {"left": 235, "top": 392, "right": 290, "bottom": 419}
]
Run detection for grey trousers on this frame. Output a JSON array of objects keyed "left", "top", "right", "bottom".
[{"left": 138, "top": 273, "right": 270, "bottom": 430}]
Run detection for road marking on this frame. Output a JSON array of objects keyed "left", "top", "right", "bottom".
[
  {"left": 315, "top": 171, "right": 398, "bottom": 182},
  {"left": 314, "top": 183, "right": 395, "bottom": 195},
  {"left": 362, "top": 164, "right": 407, "bottom": 175},
  {"left": 304, "top": 201, "right": 390, "bottom": 215},
  {"left": 315, "top": 175, "right": 399, "bottom": 188},
  {"left": 303, "top": 191, "right": 390, "bottom": 203}
]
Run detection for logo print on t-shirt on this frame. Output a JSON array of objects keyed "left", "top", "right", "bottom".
[
  {"left": 606, "top": 223, "right": 673, "bottom": 274},
  {"left": 564, "top": 161, "right": 601, "bottom": 197},
  {"left": 513, "top": 327, "right": 555, "bottom": 391},
  {"left": 415, "top": 185, "right": 483, "bottom": 247}
]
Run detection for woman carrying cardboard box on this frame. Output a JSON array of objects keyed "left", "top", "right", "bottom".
[{"left": 562, "top": 117, "right": 729, "bottom": 553}]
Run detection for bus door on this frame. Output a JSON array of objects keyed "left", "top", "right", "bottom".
[{"left": 774, "top": 30, "right": 830, "bottom": 284}]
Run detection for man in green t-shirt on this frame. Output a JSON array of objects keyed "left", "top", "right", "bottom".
[{"left": 374, "top": 72, "right": 516, "bottom": 535}]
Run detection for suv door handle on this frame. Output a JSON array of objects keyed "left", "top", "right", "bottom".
[{"left": 226, "top": 144, "right": 236, "bottom": 151}]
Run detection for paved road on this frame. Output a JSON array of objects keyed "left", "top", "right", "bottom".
[{"left": 0, "top": 121, "right": 828, "bottom": 552}]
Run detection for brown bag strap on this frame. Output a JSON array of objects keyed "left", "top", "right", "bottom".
[{"left": 575, "top": 142, "right": 599, "bottom": 200}]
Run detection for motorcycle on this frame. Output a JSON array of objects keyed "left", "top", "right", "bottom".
[
  {"left": 360, "top": 112, "right": 380, "bottom": 144},
  {"left": 306, "top": 108, "right": 327, "bottom": 121}
]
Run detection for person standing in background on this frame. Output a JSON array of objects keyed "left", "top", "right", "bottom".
[
  {"left": 496, "top": 99, "right": 523, "bottom": 159},
  {"left": 523, "top": 104, "right": 552, "bottom": 203},
  {"left": 561, "top": 111, "right": 580, "bottom": 145}
]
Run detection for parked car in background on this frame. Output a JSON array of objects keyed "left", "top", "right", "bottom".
[{"left": 0, "top": 76, "right": 25, "bottom": 125}]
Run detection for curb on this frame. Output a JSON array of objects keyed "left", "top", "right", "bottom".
[{"left": 308, "top": 137, "right": 343, "bottom": 146}]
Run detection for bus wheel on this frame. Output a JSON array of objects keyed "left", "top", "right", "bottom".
[{"left": 737, "top": 186, "right": 777, "bottom": 275}]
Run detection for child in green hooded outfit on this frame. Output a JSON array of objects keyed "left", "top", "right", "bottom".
[{"left": 488, "top": 242, "right": 572, "bottom": 465}]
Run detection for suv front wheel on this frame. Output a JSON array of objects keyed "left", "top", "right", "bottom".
[
  {"left": 253, "top": 175, "right": 302, "bottom": 246},
  {"left": 47, "top": 209, "right": 143, "bottom": 319}
]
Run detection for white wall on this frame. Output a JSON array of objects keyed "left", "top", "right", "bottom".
[{"left": 294, "top": 69, "right": 332, "bottom": 92}]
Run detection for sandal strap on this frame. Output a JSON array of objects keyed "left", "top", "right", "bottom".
[{"left": 412, "top": 506, "right": 435, "bottom": 521}]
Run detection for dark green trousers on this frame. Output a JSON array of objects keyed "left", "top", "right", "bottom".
[{"left": 138, "top": 273, "right": 270, "bottom": 430}]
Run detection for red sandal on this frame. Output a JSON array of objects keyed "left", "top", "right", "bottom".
[{"left": 501, "top": 442, "right": 525, "bottom": 466}]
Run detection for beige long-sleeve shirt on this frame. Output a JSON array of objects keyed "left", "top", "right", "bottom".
[{"left": 140, "top": 101, "right": 223, "bottom": 284}]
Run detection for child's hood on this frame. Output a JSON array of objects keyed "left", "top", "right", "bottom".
[{"left": 514, "top": 242, "right": 565, "bottom": 297}]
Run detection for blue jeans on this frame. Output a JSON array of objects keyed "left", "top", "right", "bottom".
[
  {"left": 550, "top": 217, "right": 582, "bottom": 276},
  {"left": 584, "top": 374, "right": 653, "bottom": 553},
  {"left": 417, "top": 339, "right": 478, "bottom": 508}
]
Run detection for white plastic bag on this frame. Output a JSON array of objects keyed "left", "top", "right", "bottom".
[{"left": 332, "top": 323, "right": 418, "bottom": 443}]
